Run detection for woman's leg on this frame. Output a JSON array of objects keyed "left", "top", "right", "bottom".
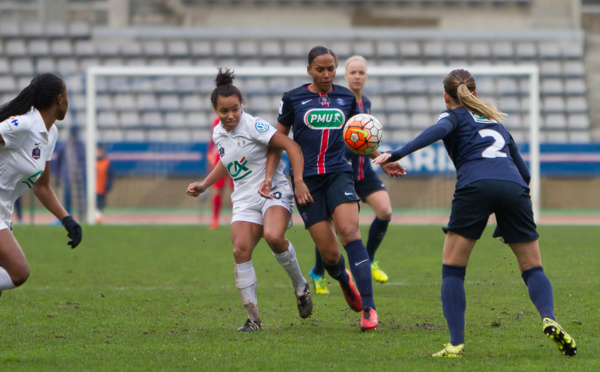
[
  {"left": 231, "top": 221, "right": 262, "bottom": 326},
  {"left": 332, "top": 202, "right": 376, "bottom": 311},
  {"left": 440, "top": 232, "right": 477, "bottom": 347},
  {"left": 363, "top": 190, "right": 392, "bottom": 262},
  {"left": 510, "top": 240, "right": 554, "bottom": 319},
  {"left": 0, "top": 228, "right": 30, "bottom": 291},
  {"left": 264, "top": 206, "right": 312, "bottom": 318}
]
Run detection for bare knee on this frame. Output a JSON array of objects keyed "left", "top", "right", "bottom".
[
  {"left": 336, "top": 226, "right": 361, "bottom": 246},
  {"left": 264, "top": 233, "right": 286, "bottom": 254},
  {"left": 232, "top": 244, "right": 254, "bottom": 264},
  {"left": 377, "top": 207, "right": 392, "bottom": 221},
  {"left": 9, "top": 264, "right": 30, "bottom": 287}
]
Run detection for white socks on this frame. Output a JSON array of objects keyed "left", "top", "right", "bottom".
[
  {"left": 234, "top": 261, "right": 259, "bottom": 322},
  {"left": 273, "top": 241, "right": 307, "bottom": 296},
  {"left": 0, "top": 267, "right": 16, "bottom": 290}
]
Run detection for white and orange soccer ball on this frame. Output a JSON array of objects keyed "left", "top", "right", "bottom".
[{"left": 343, "top": 114, "right": 384, "bottom": 155}]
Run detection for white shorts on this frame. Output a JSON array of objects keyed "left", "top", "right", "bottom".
[
  {"left": 0, "top": 219, "right": 12, "bottom": 231},
  {"left": 231, "top": 187, "right": 294, "bottom": 229}
]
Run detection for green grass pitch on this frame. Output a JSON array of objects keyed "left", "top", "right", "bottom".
[{"left": 1, "top": 224, "right": 598, "bottom": 371}]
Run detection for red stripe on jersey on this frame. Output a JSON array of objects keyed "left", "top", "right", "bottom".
[
  {"left": 358, "top": 155, "right": 365, "bottom": 180},
  {"left": 318, "top": 129, "right": 329, "bottom": 174}
]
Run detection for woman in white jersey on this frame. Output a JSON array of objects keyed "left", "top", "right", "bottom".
[
  {"left": 186, "top": 68, "right": 314, "bottom": 331},
  {"left": 0, "top": 73, "right": 82, "bottom": 297}
]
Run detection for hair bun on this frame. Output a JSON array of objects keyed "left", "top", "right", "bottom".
[{"left": 215, "top": 68, "right": 235, "bottom": 88}]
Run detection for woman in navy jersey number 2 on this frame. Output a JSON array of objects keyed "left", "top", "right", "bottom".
[
  {"left": 262, "top": 46, "right": 405, "bottom": 331},
  {"left": 310, "top": 55, "right": 394, "bottom": 294},
  {"left": 374, "top": 69, "right": 577, "bottom": 357}
]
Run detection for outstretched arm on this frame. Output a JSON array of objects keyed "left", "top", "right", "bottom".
[
  {"left": 374, "top": 120, "right": 454, "bottom": 165},
  {"left": 186, "top": 161, "right": 228, "bottom": 197}
]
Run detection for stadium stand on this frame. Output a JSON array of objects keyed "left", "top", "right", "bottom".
[{"left": 0, "top": 0, "right": 591, "bottom": 145}]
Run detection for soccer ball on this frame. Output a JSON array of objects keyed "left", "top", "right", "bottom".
[{"left": 343, "top": 114, "right": 384, "bottom": 155}]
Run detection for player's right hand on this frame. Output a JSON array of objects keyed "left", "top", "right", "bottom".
[
  {"left": 293, "top": 179, "right": 313, "bottom": 206},
  {"left": 258, "top": 179, "right": 273, "bottom": 199},
  {"left": 186, "top": 182, "right": 206, "bottom": 197}
]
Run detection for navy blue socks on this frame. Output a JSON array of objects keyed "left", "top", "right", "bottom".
[
  {"left": 344, "top": 239, "right": 375, "bottom": 310},
  {"left": 441, "top": 264, "right": 466, "bottom": 346},
  {"left": 324, "top": 253, "right": 350, "bottom": 283},
  {"left": 366, "top": 217, "right": 390, "bottom": 261},
  {"left": 522, "top": 266, "right": 555, "bottom": 320},
  {"left": 313, "top": 246, "right": 325, "bottom": 276}
]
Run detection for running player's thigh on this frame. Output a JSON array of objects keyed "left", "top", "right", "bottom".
[
  {"left": 509, "top": 240, "right": 542, "bottom": 273},
  {"left": 363, "top": 190, "right": 392, "bottom": 220},
  {"left": 263, "top": 206, "right": 290, "bottom": 242},
  {"left": 0, "top": 228, "right": 28, "bottom": 272},
  {"left": 230, "top": 221, "right": 263, "bottom": 264},
  {"left": 442, "top": 231, "right": 477, "bottom": 267},
  {"left": 308, "top": 219, "right": 340, "bottom": 265},
  {"left": 332, "top": 201, "right": 361, "bottom": 246}
]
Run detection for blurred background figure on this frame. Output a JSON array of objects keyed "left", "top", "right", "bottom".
[
  {"left": 207, "top": 116, "right": 233, "bottom": 229},
  {"left": 13, "top": 198, "right": 22, "bottom": 225},
  {"left": 53, "top": 126, "right": 86, "bottom": 222},
  {"left": 95, "top": 144, "right": 113, "bottom": 224}
]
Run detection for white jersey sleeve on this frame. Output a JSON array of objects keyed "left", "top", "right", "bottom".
[
  {"left": 0, "top": 115, "right": 31, "bottom": 149},
  {"left": 246, "top": 116, "right": 277, "bottom": 146},
  {"left": 46, "top": 125, "right": 58, "bottom": 161}
]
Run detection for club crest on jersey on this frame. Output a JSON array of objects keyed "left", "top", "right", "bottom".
[
  {"left": 319, "top": 96, "right": 330, "bottom": 107},
  {"left": 32, "top": 146, "right": 41, "bottom": 160},
  {"left": 337, "top": 98, "right": 345, "bottom": 106},
  {"left": 227, "top": 156, "right": 252, "bottom": 181},
  {"left": 255, "top": 121, "right": 270, "bottom": 133},
  {"left": 236, "top": 137, "right": 247, "bottom": 148},
  {"left": 304, "top": 108, "right": 345, "bottom": 129}
]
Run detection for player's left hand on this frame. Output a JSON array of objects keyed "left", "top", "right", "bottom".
[
  {"left": 373, "top": 152, "right": 392, "bottom": 165},
  {"left": 258, "top": 179, "right": 273, "bottom": 199},
  {"left": 380, "top": 162, "right": 406, "bottom": 177},
  {"left": 293, "top": 179, "right": 313, "bottom": 206},
  {"left": 62, "top": 215, "right": 82, "bottom": 249}
]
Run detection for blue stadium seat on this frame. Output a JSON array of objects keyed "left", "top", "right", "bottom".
[
  {"left": 167, "top": 40, "right": 189, "bottom": 58},
  {"left": 0, "top": 58, "right": 11, "bottom": 76},
  {"left": 11, "top": 58, "right": 34, "bottom": 76},
  {"left": 28, "top": 39, "right": 50, "bottom": 57},
  {"left": 136, "top": 93, "right": 159, "bottom": 111},
  {"left": 36, "top": 58, "right": 57, "bottom": 74},
  {"left": 5, "top": 40, "right": 27, "bottom": 57},
  {"left": 0, "top": 76, "right": 17, "bottom": 93}
]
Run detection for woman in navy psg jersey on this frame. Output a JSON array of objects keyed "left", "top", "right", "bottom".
[
  {"left": 261, "top": 46, "right": 404, "bottom": 331},
  {"left": 374, "top": 69, "right": 576, "bottom": 357},
  {"left": 309, "top": 55, "right": 394, "bottom": 294}
]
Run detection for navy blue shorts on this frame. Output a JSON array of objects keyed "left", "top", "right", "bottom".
[
  {"left": 292, "top": 172, "right": 359, "bottom": 229},
  {"left": 443, "top": 179, "right": 539, "bottom": 244},
  {"left": 354, "top": 172, "right": 386, "bottom": 201}
]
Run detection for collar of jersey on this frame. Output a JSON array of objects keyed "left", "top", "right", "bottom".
[{"left": 31, "top": 109, "right": 49, "bottom": 134}]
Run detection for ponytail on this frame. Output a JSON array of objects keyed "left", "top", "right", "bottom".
[
  {"left": 210, "top": 67, "right": 243, "bottom": 109},
  {"left": 443, "top": 69, "right": 506, "bottom": 123},
  {"left": 0, "top": 73, "right": 65, "bottom": 123}
]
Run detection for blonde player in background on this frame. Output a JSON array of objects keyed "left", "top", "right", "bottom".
[
  {"left": 0, "top": 73, "right": 82, "bottom": 297},
  {"left": 186, "top": 68, "right": 314, "bottom": 331}
]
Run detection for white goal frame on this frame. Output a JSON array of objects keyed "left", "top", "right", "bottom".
[{"left": 85, "top": 65, "right": 540, "bottom": 225}]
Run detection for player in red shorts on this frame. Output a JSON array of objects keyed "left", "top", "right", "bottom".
[{"left": 207, "top": 116, "right": 234, "bottom": 229}]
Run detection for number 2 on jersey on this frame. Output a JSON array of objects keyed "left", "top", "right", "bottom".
[{"left": 479, "top": 129, "right": 507, "bottom": 158}]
